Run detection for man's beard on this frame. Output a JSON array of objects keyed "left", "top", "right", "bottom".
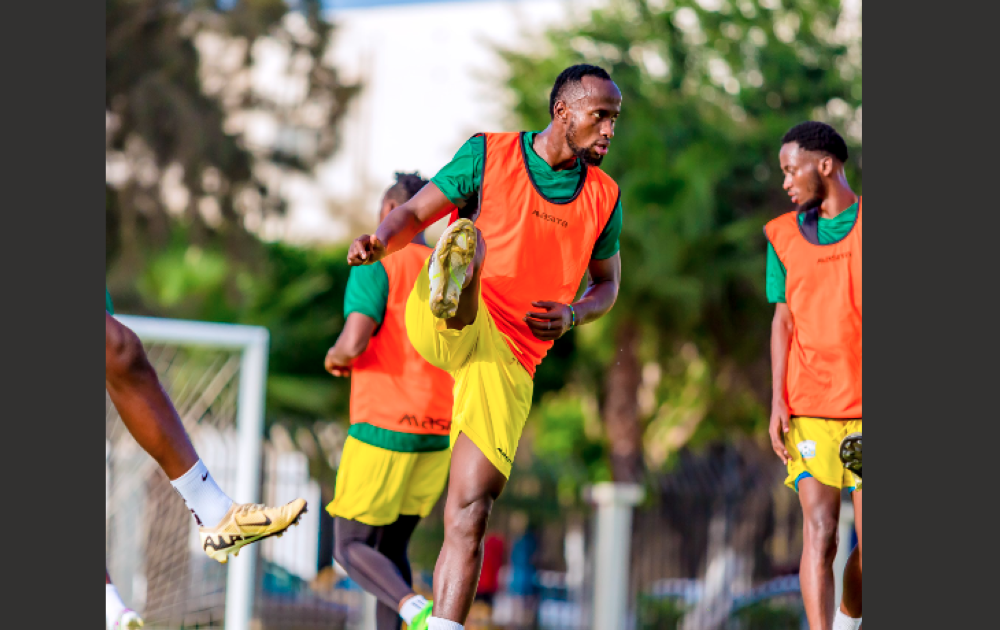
[
  {"left": 797, "top": 172, "right": 827, "bottom": 212},
  {"left": 567, "top": 120, "right": 604, "bottom": 167}
]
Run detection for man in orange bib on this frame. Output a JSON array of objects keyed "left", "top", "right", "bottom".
[
  {"left": 347, "top": 65, "right": 624, "bottom": 630},
  {"left": 766, "top": 122, "right": 862, "bottom": 630},
  {"left": 325, "top": 173, "right": 454, "bottom": 630}
]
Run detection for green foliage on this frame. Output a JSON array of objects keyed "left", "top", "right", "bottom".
[
  {"left": 637, "top": 596, "right": 687, "bottom": 630},
  {"left": 501, "top": 0, "right": 862, "bottom": 474}
]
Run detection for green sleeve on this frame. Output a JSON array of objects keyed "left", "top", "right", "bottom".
[
  {"left": 106, "top": 287, "right": 114, "bottom": 315},
  {"left": 344, "top": 263, "right": 389, "bottom": 326},
  {"left": 765, "top": 242, "right": 787, "bottom": 304},
  {"left": 592, "top": 198, "right": 623, "bottom": 260},
  {"left": 431, "top": 135, "right": 486, "bottom": 208}
]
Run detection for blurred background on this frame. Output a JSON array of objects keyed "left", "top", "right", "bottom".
[{"left": 105, "top": 0, "right": 861, "bottom": 628}]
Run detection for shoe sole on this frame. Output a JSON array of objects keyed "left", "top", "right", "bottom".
[
  {"left": 207, "top": 504, "right": 309, "bottom": 564},
  {"left": 429, "top": 219, "right": 477, "bottom": 320},
  {"left": 839, "top": 432, "right": 862, "bottom": 479}
]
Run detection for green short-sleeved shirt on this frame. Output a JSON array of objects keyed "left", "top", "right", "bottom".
[
  {"left": 343, "top": 263, "right": 389, "bottom": 326},
  {"left": 106, "top": 288, "right": 114, "bottom": 315},
  {"left": 766, "top": 202, "right": 860, "bottom": 304},
  {"left": 432, "top": 132, "right": 623, "bottom": 260}
]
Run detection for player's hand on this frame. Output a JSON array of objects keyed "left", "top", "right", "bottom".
[
  {"left": 524, "top": 301, "right": 573, "bottom": 341},
  {"left": 347, "top": 234, "right": 386, "bottom": 266},
  {"left": 325, "top": 348, "right": 352, "bottom": 378},
  {"left": 769, "top": 398, "right": 791, "bottom": 464}
]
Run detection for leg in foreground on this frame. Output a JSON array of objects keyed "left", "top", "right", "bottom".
[
  {"left": 106, "top": 314, "right": 307, "bottom": 562},
  {"left": 798, "top": 479, "right": 842, "bottom": 630},
  {"left": 431, "top": 434, "right": 508, "bottom": 626}
]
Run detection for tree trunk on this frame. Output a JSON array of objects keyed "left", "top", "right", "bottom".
[{"left": 603, "top": 320, "right": 645, "bottom": 483}]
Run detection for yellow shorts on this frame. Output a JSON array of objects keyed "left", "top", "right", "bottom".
[
  {"left": 784, "top": 417, "right": 862, "bottom": 493},
  {"left": 405, "top": 260, "right": 534, "bottom": 479},
  {"left": 326, "top": 436, "right": 451, "bottom": 527}
]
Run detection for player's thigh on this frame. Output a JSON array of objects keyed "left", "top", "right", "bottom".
[
  {"left": 405, "top": 258, "right": 482, "bottom": 373},
  {"left": 327, "top": 437, "right": 417, "bottom": 527},
  {"left": 449, "top": 322, "right": 533, "bottom": 479}
]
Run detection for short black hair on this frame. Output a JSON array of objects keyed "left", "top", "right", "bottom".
[
  {"left": 782, "top": 122, "right": 849, "bottom": 163},
  {"left": 549, "top": 64, "right": 613, "bottom": 119},
  {"left": 387, "top": 171, "right": 429, "bottom": 203}
]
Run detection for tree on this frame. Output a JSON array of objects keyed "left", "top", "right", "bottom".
[
  {"left": 502, "top": 0, "right": 862, "bottom": 483},
  {"left": 106, "top": 0, "right": 358, "bottom": 307}
]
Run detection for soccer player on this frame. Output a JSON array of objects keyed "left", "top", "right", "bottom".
[
  {"left": 766, "top": 122, "right": 862, "bottom": 630},
  {"left": 324, "top": 173, "right": 454, "bottom": 630},
  {"left": 348, "top": 65, "right": 624, "bottom": 630},
  {"left": 105, "top": 290, "right": 308, "bottom": 629}
]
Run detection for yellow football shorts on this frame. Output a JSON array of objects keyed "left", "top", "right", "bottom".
[
  {"left": 326, "top": 436, "right": 451, "bottom": 527},
  {"left": 784, "top": 416, "right": 862, "bottom": 493},
  {"left": 405, "top": 259, "right": 534, "bottom": 479}
]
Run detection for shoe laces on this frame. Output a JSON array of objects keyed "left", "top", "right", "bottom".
[{"left": 234, "top": 503, "right": 267, "bottom": 516}]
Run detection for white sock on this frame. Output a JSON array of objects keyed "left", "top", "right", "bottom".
[
  {"left": 833, "top": 609, "right": 862, "bottom": 630},
  {"left": 400, "top": 595, "right": 430, "bottom": 624},
  {"left": 427, "top": 618, "right": 464, "bottom": 630},
  {"left": 106, "top": 584, "right": 129, "bottom": 628},
  {"left": 169, "top": 460, "right": 234, "bottom": 527}
]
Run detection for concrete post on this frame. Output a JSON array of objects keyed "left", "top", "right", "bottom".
[{"left": 589, "top": 483, "right": 645, "bottom": 630}]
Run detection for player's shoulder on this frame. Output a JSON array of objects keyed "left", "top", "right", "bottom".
[
  {"left": 587, "top": 166, "right": 620, "bottom": 195},
  {"left": 765, "top": 210, "right": 799, "bottom": 232}
]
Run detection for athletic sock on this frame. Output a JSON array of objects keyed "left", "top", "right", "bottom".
[
  {"left": 400, "top": 595, "right": 430, "bottom": 624},
  {"left": 833, "top": 610, "right": 862, "bottom": 630},
  {"left": 427, "top": 618, "right": 464, "bottom": 630},
  {"left": 106, "top": 584, "right": 129, "bottom": 628},
  {"left": 169, "top": 459, "right": 234, "bottom": 527}
]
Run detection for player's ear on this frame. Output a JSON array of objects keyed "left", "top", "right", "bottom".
[
  {"left": 818, "top": 156, "right": 834, "bottom": 177},
  {"left": 553, "top": 100, "right": 569, "bottom": 122}
]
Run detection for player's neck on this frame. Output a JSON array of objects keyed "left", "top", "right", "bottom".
[
  {"left": 820, "top": 178, "right": 858, "bottom": 219},
  {"left": 533, "top": 127, "right": 579, "bottom": 171}
]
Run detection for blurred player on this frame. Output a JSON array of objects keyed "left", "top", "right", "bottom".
[
  {"left": 348, "top": 65, "right": 624, "bottom": 630},
  {"left": 766, "top": 122, "right": 862, "bottom": 630},
  {"left": 324, "top": 173, "right": 453, "bottom": 630},
  {"left": 105, "top": 290, "right": 308, "bottom": 629}
]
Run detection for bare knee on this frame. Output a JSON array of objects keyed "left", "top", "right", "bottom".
[
  {"left": 106, "top": 316, "right": 153, "bottom": 381},
  {"left": 803, "top": 512, "right": 840, "bottom": 562},
  {"left": 445, "top": 495, "right": 493, "bottom": 554}
]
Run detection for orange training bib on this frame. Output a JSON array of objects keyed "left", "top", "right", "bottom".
[
  {"left": 474, "top": 132, "right": 619, "bottom": 377},
  {"left": 351, "top": 243, "right": 455, "bottom": 435},
  {"left": 766, "top": 199, "right": 862, "bottom": 418}
]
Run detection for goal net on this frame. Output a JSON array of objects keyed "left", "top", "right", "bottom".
[{"left": 106, "top": 315, "right": 269, "bottom": 630}]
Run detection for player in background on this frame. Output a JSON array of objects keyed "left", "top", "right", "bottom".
[
  {"left": 105, "top": 290, "right": 307, "bottom": 629},
  {"left": 348, "top": 65, "right": 624, "bottom": 630},
  {"left": 324, "top": 173, "right": 454, "bottom": 630},
  {"left": 766, "top": 122, "right": 862, "bottom": 630}
]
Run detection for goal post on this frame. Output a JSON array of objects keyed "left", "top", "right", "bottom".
[{"left": 108, "top": 315, "right": 270, "bottom": 630}]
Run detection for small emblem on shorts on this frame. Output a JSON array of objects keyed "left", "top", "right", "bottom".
[
  {"left": 797, "top": 440, "right": 818, "bottom": 460},
  {"left": 497, "top": 448, "right": 513, "bottom": 465}
]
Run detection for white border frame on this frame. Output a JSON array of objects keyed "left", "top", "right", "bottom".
[{"left": 116, "top": 315, "right": 270, "bottom": 630}]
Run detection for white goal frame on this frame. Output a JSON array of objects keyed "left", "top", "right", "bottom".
[{"left": 114, "top": 315, "right": 270, "bottom": 630}]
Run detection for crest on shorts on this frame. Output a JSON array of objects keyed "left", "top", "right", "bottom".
[{"left": 797, "top": 440, "right": 817, "bottom": 460}]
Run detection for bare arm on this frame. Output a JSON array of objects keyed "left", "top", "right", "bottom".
[
  {"left": 324, "top": 313, "right": 379, "bottom": 377},
  {"left": 524, "top": 253, "right": 621, "bottom": 341},
  {"left": 347, "top": 183, "right": 454, "bottom": 266},
  {"left": 769, "top": 303, "right": 794, "bottom": 463}
]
